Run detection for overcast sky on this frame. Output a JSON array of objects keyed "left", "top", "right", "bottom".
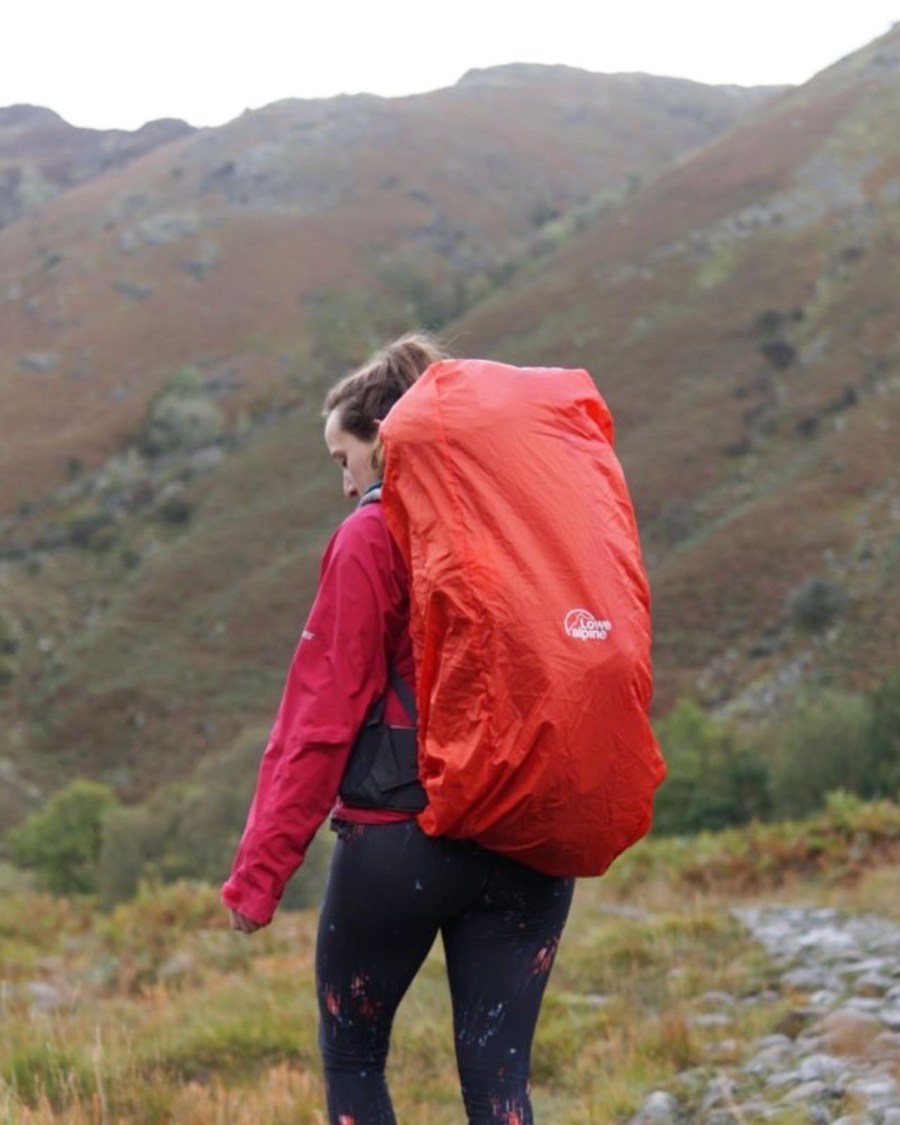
[{"left": 4, "top": 1, "right": 898, "bottom": 131}]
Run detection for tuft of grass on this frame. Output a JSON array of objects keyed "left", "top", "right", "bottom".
[
  {"left": 605, "top": 793, "right": 900, "bottom": 895},
  {"left": 3, "top": 1044, "right": 92, "bottom": 1112},
  {"left": 148, "top": 977, "right": 320, "bottom": 1084}
]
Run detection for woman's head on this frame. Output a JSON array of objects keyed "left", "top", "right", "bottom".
[{"left": 323, "top": 331, "right": 447, "bottom": 498}]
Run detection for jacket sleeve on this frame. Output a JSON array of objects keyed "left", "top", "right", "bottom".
[{"left": 221, "top": 508, "right": 407, "bottom": 925}]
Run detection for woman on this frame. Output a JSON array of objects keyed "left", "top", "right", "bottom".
[{"left": 223, "top": 332, "right": 574, "bottom": 1125}]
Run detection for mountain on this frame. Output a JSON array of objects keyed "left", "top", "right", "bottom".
[
  {"left": 0, "top": 68, "right": 778, "bottom": 511},
  {"left": 0, "top": 104, "right": 194, "bottom": 229},
  {"left": 450, "top": 27, "right": 900, "bottom": 714},
  {"left": 6, "top": 53, "right": 875, "bottom": 818}
]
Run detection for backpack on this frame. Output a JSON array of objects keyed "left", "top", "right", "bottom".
[
  {"left": 380, "top": 358, "right": 666, "bottom": 877},
  {"left": 338, "top": 665, "right": 425, "bottom": 813}
]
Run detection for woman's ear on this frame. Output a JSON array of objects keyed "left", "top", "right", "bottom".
[{"left": 371, "top": 437, "right": 385, "bottom": 474}]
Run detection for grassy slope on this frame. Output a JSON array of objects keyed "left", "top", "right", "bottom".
[
  {"left": 1, "top": 407, "right": 340, "bottom": 798},
  {"left": 446, "top": 26, "right": 900, "bottom": 711},
  {"left": 3, "top": 797, "right": 900, "bottom": 1123},
  {"left": 0, "top": 71, "right": 779, "bottom": 807},
  {"left": 0, "top": 68, "right": 764, "bottom": 509},
  {"left": 1, "top": 35, "right": 899, "bottom": 809}
]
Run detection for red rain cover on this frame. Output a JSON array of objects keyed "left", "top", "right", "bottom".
[{"left": 380, "top": 359, "right": 666, "bottom": 876}]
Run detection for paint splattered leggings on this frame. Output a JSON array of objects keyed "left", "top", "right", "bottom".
[{"left": 315, "top": 819, "right": 574, "bottom": 1125}]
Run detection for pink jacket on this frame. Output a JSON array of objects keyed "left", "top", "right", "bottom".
[{"left": 222, "top": 503, "right": 415, "bottom": 924}]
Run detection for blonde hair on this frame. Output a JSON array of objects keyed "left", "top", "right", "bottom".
[{"left": 323, "top": 331, "right": 448, "bottom": 444}]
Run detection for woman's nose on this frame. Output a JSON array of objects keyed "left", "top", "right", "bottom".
[{"left": 343, "top": 471, "right": 358, "bottom": 499}]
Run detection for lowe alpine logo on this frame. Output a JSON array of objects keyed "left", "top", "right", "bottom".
[{"left": 564, "top": 609, "right": 613, "bottom": 641}]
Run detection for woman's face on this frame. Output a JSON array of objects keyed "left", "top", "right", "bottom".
[{"left": 324, "top": 408, "right": 379, "bottom": 500}]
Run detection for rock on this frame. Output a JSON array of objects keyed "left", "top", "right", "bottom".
[
  {"left": 25, "top": 980, "right": 65, "bottom": 1013},
  {"left": 628, "top": 1090, "right": 679, "bottom": 1124},
  {"left": 665, "top": 906, "right": 900, "bottom": 1118},
  {"left": 814, "top": 1009, "right": 883, "bottom": 1054},
  {"left": 846, "top": 1072, "right": 899, "bottom": 1107},
  {"left": 707, "top": 1038, "right": 739, "bottom": 1059},
  {"left": 701, "top": 1074, "right": 736, "bottom": 1110},
  {"left": 765, "top": 1069, "right": 802, "bottom": 1090},
  {"left": 846, "top": 995, "right": 886, "bottom": 1013},
  {"left": 782, "top": 1079, "right": 825, "bottom": 1102},
  {"left": 698, "top": 990, "right": 735, "bottom": 1007},
  {"left": 114, "top": 280, "right": 154, "bottom": 300},
  {"left": 796, "top": 1052, "right": 844, "bottom": 1083},
  {"left": 83, "top": 954, "right": 121, "bottom": 990},
  {"left": 691, "top": 1012, "right": 731, "bottom": 1028},
  {"left": 19, "top": 351, "right": 59, "bottom": 373},
  {"left": 872, "top": 1031, "right": 900, "bottom": 1063},
  {"left": 159, "top": 951, "right": 197, "bottom": 984}
]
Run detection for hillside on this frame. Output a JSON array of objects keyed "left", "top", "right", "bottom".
[
  {"left": 0, "top": 67, "right": 782, "bottom": 810},
  {"left": 4, "top": 22, "right": 900, "bottom": 804},
  {"left": 0, "top": 67, "right": 777, "bottom": 511},
  {"left": 449, "top": 24, "right": 900, "bottom": 715},
  {"left": 0, "top": 104, "right": 194, "bottom": 228}
]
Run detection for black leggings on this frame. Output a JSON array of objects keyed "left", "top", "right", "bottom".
[{"left": 315, "top": 820, "right": 574, "bottom": 1125}]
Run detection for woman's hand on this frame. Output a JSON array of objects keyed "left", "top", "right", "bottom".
[{"left": 229, "top": 908, "right": 266, "bottom": 934}]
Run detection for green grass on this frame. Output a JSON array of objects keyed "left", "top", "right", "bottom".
[{"left": 6, "top": 800, "right": 900, "bottom": 1121}]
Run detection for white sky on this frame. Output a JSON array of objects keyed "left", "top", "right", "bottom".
[{"left": 3, "top": 1, "right": 898, "bottom": 131}]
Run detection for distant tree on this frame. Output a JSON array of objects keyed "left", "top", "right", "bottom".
[
  {"left": 768, "top": 689, "right": 872, "bottom": 818},
  {"left": 862, "top": 669, "right": 900, "bottom": 799},
  {"left": 786, "top": 576, "right": 848, "bottom": 632},
  {"left": 760, "top": 340, "right": 797, "bottom": 369},
  {"left": 97, "top": 726, "right": 332, "bottom": 909},
  {"left": 652, "top": 700, "right": 771, "bottom": 835},
  {"left": 167, "top": 363, "right": 204, "bottom": 395},
  {"left": 0, "top": 612, "right": 17, "bottom": 685},
  {"left": 138, "top": 393, "right": 224, "bottom": 456},
  {"left": 6, "top": 780, "right": 118, "bottom": 894}
]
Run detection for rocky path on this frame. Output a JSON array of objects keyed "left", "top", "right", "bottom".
[{"left": 630, "top": 905, "right": 900, "bottom": 1124}]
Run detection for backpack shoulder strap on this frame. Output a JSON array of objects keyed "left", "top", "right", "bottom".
[
  {"left": 359, "top": 484, "right": 414, "bottom": 722},
  {"left": 388, "top": 666, "right": 417, "bottom": 724}
]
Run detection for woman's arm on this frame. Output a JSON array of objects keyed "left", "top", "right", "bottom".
[{"left": 222, "top": 507, "right": 408, "bottom": 926}]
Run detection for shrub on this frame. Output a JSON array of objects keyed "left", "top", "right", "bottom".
[
  {"left": 0, "top": 653, "right": 16, "bottom": 684},
  {"left": 652, "top": 700, "right": 771, "bottom": 835},
  {"left": 754, "top": 308, "right": 786, "bottom": 335},
  {"left": 0, "top": 612, "right": 19, "bottom": 657},
  {"left": 786, "top": 575, "right": 848, "bottom": 631},
  {"left": 65, "top": 511, "right": 117, "bottom": 551},
  {"left": 306, "top": 289, "right": 388, "bottom": 374},
  {"left": 767, "top": 688, "right": 873, "bottom": 818},
  {"left": 754, "top": 307, "right": 804, "bottom": 336},
  {"left": 138, "top": 394, "right": 225, "bottom": 456},
  {"left": 6, "top": 780, "right": 118, "bottom": 894},
  {"left": 795, "top": 413, "right": 821, "bottom": 438},
  {"left": 862, "top": 668, "right": 900, "bottom": 799},
  {"left": 98, "top": 728, "right": 331, "bottom": 909},
  {"left": 154, "top": 494, "right": 193, "bottom": 525},
  {"left": 167, "top": 364, "right": 204, "bottom": 395},
  {"left": 760, "top": 340, "right": 797, "bottom": 369}
]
